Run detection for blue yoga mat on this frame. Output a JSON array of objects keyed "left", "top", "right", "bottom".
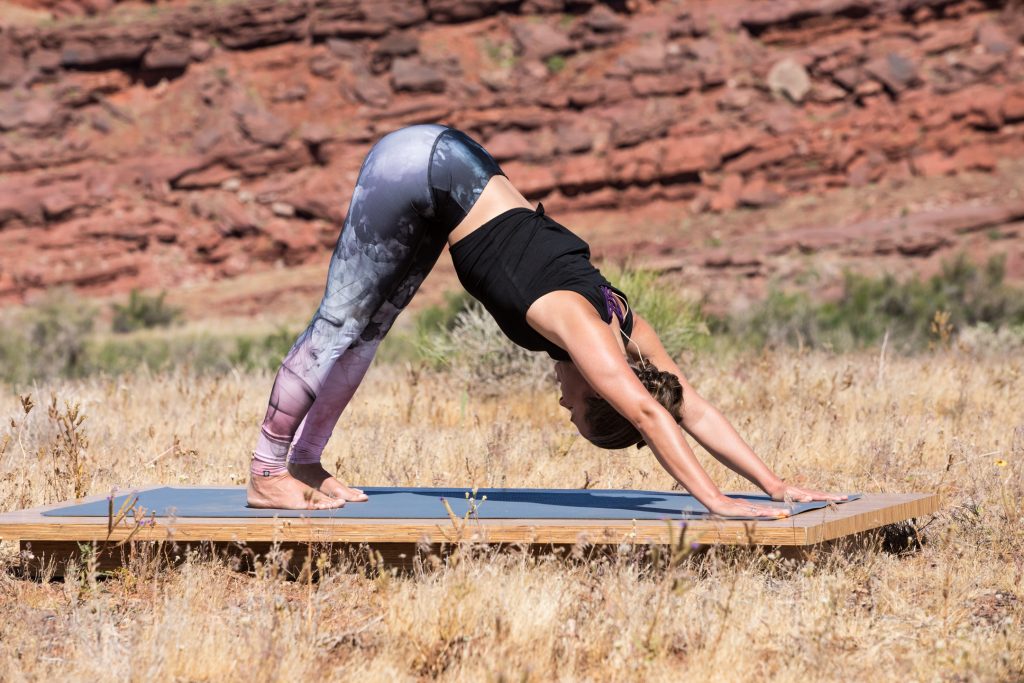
[{"left": 44, "top": 487, "right": 861, "bottom": 521}]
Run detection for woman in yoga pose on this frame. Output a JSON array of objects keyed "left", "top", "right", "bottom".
[{"left": 248, "top": 123, "right": 845, "bottom": 513}]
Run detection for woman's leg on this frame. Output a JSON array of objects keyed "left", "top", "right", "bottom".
[
  {"left": 285, "top": 229, "right": 448, "bottom": 498},
  {"left": 249, "top": 123, "right": 448, "bottom": 509},
  {"left": 285, "top": 128, "right": 512, "bottom": 490},
  {"left": 283, "top": 125, "right": 512, "bottom": 464},
  {"left": 249, "top": 125, "right": 508, "bottom": 508}
]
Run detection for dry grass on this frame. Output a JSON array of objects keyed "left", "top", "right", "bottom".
[{"left": 0, "top": 348, "right": 1022, "bottom": 681}]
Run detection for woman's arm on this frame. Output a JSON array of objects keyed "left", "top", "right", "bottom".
[
  {"left": 627, "top": 314, "right": 846, "bottom": 502},
  {"left": 527, "top": 292, "right": 786, "bottom": 517}
]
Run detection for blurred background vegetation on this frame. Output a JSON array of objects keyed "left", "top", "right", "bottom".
[{"left": 2, "top": 253, "right": 1022, "bottom": 388}]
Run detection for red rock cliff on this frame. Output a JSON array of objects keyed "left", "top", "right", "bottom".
[{"left": 1, "top": 0, "right": 1022, "bottom": 303}]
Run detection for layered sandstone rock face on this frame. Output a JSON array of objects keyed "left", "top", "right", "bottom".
[{"left": 0, "top": 0, "right": 1022, "bottom": 303}]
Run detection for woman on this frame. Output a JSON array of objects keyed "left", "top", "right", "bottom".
[{"left": 247, "top": 123, "right": 845, "bottom": 514}]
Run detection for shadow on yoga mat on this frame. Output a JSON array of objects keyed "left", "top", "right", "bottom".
[{"left": 44, "top": 487, "right": 861, "bottom": 521}]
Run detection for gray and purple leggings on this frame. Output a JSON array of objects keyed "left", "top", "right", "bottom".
[{"left": 252, "top": 124, "right": 505, "bottom": 476}]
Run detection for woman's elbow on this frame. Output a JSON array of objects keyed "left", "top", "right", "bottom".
[
  {"left": 631, "top": 400, "right": 675, "bottom": 436},
  {"left": 680, "top": 392, "right": 710, "bottom": 427}
]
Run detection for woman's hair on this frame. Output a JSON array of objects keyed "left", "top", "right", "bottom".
[{"left": 584, "top": 362, "right": 683, "bottom": 450}]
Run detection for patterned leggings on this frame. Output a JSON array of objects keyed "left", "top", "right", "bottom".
[{"left": 252, "top": 124, "right": 505, "bottom": 475}]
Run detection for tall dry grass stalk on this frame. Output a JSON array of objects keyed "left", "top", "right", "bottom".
[{"left": 0, "top": 348, "right": 1021, "bottom": 681}]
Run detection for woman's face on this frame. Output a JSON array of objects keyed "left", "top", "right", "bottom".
[{"left": 554, "top": 361, "right": 597, "bottom": 437}]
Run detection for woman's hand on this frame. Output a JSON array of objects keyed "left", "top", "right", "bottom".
[
  {"left": 766, "top": 482, "right": 848, "bottom": 503},
  {"left": 706, "top": 496, "right": 789, "bottom": 519}
]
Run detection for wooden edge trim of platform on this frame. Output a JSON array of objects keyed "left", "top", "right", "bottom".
[
  {"left": 1, "top": 492, "right": 940, "bottom": 547},
  {"left": 803, "top": 492, "right": 939, "bottom": 544}
]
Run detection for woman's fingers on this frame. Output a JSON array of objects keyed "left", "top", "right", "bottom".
[
  {"left": 805, "top": 489, "right": 847, "bottom": 501},
  {"left": 788, "top": 486, "right": 848, "bottom": 502},
  {"left": 710, "top": 500, "right": 790, "bottom": 518},
  {"left": 726, "top": 487, "right": 851, "bottom": 518},
  {"left": 747, "top": 503, "right": 788, "bottom": 518}
]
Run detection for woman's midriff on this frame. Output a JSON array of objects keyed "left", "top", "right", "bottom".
[{"left": 447, "top": 174, "right": 534, "bottom": 247}]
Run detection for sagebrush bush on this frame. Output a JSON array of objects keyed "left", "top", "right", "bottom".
[
  {"left": 0, "top": 288, "right": 297, "bottom": 386},
  {"left": 417, "top": 300, "right": 551, "bottom": 396},
  {"left": 30, "top": 289, "right": 97, "bottom": 378},
  {"left": 87, "top": 333, "right": 232, "bottom": 375},
  {"left": 0, "top": 288, "right": 97, "bottom": 384},
  {"left": 111, "top": 289, "right": 182, "bottom": 333},
  {"left": 717, "top": 253, "right": 1024, "bottom": 352},
  {"left": 229, "top": 326, "right": 298, "bottom": 372},
  {"left": 87, "top": 327, "right": 299, "bottom": 376},
  {"left": 0, "top": 309, "right": 29, "bottom": 385},
  {"left": 957, "top": 322, "right": 1024, "bottom": 354},
  {"left": 410, "top": 267, "right": 708, "bottom": 394},
  {"left": 600, "top": 265, "right": 710, "bottom": 358}
]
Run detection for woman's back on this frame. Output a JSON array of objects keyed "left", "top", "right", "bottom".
[{"left": 450, "top": 202, "right": 631, "bottom": 360}]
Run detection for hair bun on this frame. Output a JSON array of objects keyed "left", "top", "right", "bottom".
[{"left": 635, "top": 364, "right": 683, "bottom": 423}]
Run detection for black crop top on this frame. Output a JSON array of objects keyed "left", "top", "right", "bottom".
[{"left": 449, "top": 202, "right": 633, "bottom": 361}]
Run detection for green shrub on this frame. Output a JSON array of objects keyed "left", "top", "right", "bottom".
[
  {"left": 415, "top": 291, "right": 473, "bottom": 343},
  {"left": 602, "top": 266, "right": 710, "bottom": 358},
  {"left": 0, "top": 287, "right": 298, "bottom": 386},
  {"left": 480, "top": 38, "right": 516, "bottom": 69},
  {"left": 718, "top": 254, "right": 1024, "bottom": 352},
  {"left": 0, "top": 289, "right": 97, "bottom": 384},
  {"left": 545, "top": 55, "right": 567, "bottom": 73},
  {"left": 400, "top": 267, "right": 709, "bottom": 393},
  {"left": 229, "top": 327, "right": 297, "bottom": 372},
  {"left": 417, "top": 299, "right": 551, "bottom": 395},
  {"left": 29, "top": 289, "right": 97, "bottom": 380},
  {"left": 111, "top": 289, "right": 182, "bottom": 333},
  {"left": 85, "top": 327, "right": 299, "bottom": 377},
  {"left": 958, "top": 321, "right": 1024, "bottom": 354},
  {"left": 0, "top": 310, "right": 30, "bottom": 385}
]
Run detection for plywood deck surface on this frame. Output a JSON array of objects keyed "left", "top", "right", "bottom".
[{"left": 0, "top": 487, "right": 939, "bottom": 547}]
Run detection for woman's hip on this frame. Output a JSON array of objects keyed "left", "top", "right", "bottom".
[{"left": 340, "top": 123, "right": 506, "bottom": 245}]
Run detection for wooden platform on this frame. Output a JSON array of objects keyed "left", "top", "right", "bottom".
[{"left": 0, "top": 486, "right": 938, "bottom": 551}]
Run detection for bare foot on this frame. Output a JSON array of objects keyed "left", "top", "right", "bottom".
[
  {"left": 247, "top": 472, "right": 346, "bottom": 510},
  {"left": 288, "top": 463, "right": 369, "bottom": 503}
]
